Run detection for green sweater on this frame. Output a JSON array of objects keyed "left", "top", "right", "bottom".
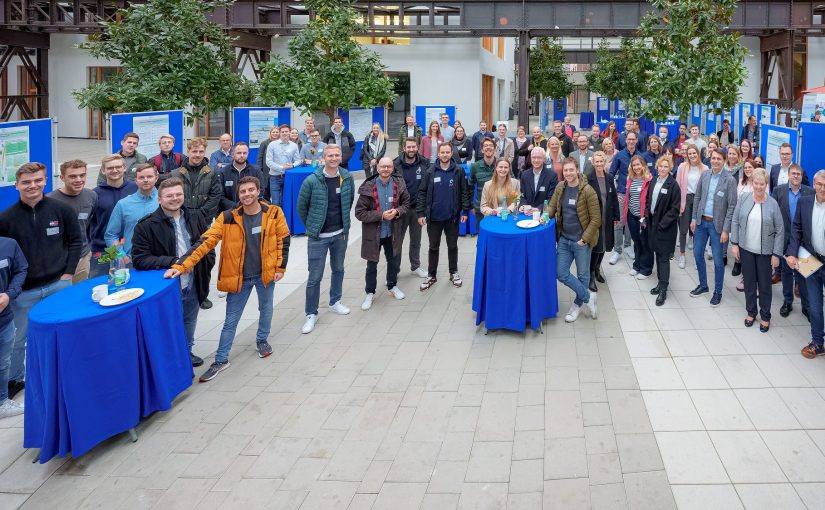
[
  {"left": 297, "top": 167, "right": 355, "bottom": 239},
  {"left": 469, "top": 159, "right": 496, "bottom": 210}
]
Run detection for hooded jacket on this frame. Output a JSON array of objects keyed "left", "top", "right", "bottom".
[{"left": 355, "top": 174, "right": 411, "bottom": 262}]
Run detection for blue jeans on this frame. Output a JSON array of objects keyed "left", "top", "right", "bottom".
[
  {"left": 693, "top": 219, "right": 724, "bottom": 293},
  {"left": 557, "top": 236, "right": 592, "bottom": 306},
  {"left": 10, "top": 278, "right": 71, "bottom": 382},
  {"left": 805, "top": 267, "right": 825, "bottom": 347},
  {"left": 306, "top": 232, "right": 347, "bottom": 316},
  {"left": 181, "top": 282, "right": 200, "bottom": 349},
  {"left": 216, "top": 277, "right": 275, "bottom": 363},
  {"left": 0, "top": 321, "right": 16, "bottom": 401},
  {"left": 269, "top": 175, "right": 285, "bottom": 207}
]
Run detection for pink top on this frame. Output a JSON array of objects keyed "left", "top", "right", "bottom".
[{"left": 675, "top": 161, "right": 708, "bottom": 214}]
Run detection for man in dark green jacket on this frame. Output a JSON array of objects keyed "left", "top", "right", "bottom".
[
  {"left": 469, "top": 137, "right": 497, "bottom": 228},
  {"left": 296, "top": 144, "right": 355, "bottom": 334}
]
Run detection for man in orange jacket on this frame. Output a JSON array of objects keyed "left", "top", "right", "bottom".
[{"left": 167, "top": 176, "right": 291, "bottom": 382}]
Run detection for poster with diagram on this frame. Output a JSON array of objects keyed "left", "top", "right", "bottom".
[
  {"left": 0, "top": 125, "right": 30, "bottom": 186},
  {"left": 133, "top": 114, "right": 170, "bottom": 158},
  {"left": 249, "top": 110, "right": 279, "bottom": 145}
]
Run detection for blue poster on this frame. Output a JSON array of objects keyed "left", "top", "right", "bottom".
[
  {"left": 415, "top": 105, "right": 456, "bottom": 133},
  {"left": 231, "top": 107, "right": 292, "bottom": 166},
  {"left": 110, "top": 110, "right": 184, "bottom": 159},
  {"left": 759, "top": 123, "right": 798, "bottom": 168},
  {"left": 339, "top": 107, "right": 385, "bottom": 172},
  {"left": 799, "top": 122, "right": 825, "bottom": 184},
  {"left": 690, "top": 105, "right": 702, "bottom": 132},
  {"left": 0, "top": 118, "right": 53, "bottom": 210},
  {"left": 738, "top": 103, "right": 755, "bottom": 138},
  {"left": 596, "top": 97, "right": 610, "bottom": 122}
]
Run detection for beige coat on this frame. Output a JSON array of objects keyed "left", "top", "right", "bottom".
[{"left": 480, "top": 179, "right": 521, "bottom": 216}]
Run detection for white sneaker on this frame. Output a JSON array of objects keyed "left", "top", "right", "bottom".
[
  {"left": 564, "top": 303, "right": 581, "bottom": 323},
  {"left": 388, "top": 286, "right": 406, "bottom": 300},
  {"left": 0, "top": 399, "right": 23, "bottom": 419},
  {"left": 413, "top": 267, "right": 428, "bottom": 278},
  {"left": 609, "top": 251, "right": 621, "bottom": 265},
  {"left": 629, "top": 269, "right": 638, "bottom": 276},
  {"left": 636, "top": 273, "right": 649, "bottom": 280},
  {"left": 678, "top": 255, "right": 686, "bottom": 269},
  {"left": 687, "top": 237, "right": 694, "bottom": 250},
  {"left": 330, "top": 301, "right": 351, "bottom": 315},
  {"left": 586, "top": 292, "right": 598, "bottom": 319},
  {"left": 302, "top": 314, "right": 318, "bottom": 334},
  {"left": 626, "top": 246, "right": 635, "bottom": 259},
  {"left": 218, "top": 291, "right": 227, "bottom": 298},
  {"left": 361, "top": 293, "right": 374, "bottom": 310}
]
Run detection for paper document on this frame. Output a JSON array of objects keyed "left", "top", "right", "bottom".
[{"left": 796, "top": 247, "right": 823, "bottom": 278}]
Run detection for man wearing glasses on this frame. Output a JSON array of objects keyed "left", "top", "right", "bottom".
[
  {"left": 300, "top": 129, "right": 326, "bottom": 165},
  {"left": 89, "top": 154, "right": 137, "bottom": 278}
]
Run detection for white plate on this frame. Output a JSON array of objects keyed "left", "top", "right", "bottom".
[
  {"left": 516, "top": 219, "right": 540, "bottom": 229},
  {"left": 100, "top": 288, "right": 145, "bottom": 307}
]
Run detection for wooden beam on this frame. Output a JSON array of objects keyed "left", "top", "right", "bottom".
[
  {"left": 0, "top": 28, "right": 50, "bottom": 49},
  {"left": 228, "top": 30, "right": 271, "bottom": 51}
]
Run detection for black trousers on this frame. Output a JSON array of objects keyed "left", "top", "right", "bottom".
[
  {"left": 740, "top": 248, "right": 773, "bottom": 321},
  {"left": 474, "top": 210, "right": 485, "bottom": 235},
  {"left": 589, "top": 251, "right": 605, "bottom": 273},
  {"left": 653, "top": 248, "right": 670, "bottom": 290},
  {"left": 627, "top": 213, "right": 653, "bottom": 275},
  {"left": 365, "top": 236, "right": 401, "bottom": 294},
  {"left": 427, "top": 219, "right": 459, "bottom": 277}
]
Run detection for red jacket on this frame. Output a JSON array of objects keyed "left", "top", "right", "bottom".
[{"left": 622, "top": 175, "right": 652, "bottom": 224}]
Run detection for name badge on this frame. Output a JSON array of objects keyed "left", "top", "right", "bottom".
[
  {"left": 716, "top": 190, "right": 725, "bottom": 197},
  {"left": 336, "top": 188, "right": 341, "bottom": 194},
  {"left": 78, "top": 212, "right": 89, "bottom": 220},
  {"left": 251, "top": 226, "right": 262, "bottom": 234},
  {"left": 225, "top": 181, "right": 234, "bottom": 186},
  {"left": 0, "top": 259, "right": 8, "bottom": 269},
  {"left": 568, "top": 199, "right": 576, "bottom": 205},
  {"left": 434, "top": 177, "right": 442, "bottom": 183},
  {"left": 417, "top": 175, "right": 422, "bottom": 180},
  {"left": 388, "top": 197, "right": 393, "bottom": 202},
  {"left": 46, "top": 227, "right": 59, "bottom": 236},
  {"left": 661, "top": 189, "right": 668, "bottom": 194},
  {"left": 539, "top": 186, "right": 546, "bottom": 192}
]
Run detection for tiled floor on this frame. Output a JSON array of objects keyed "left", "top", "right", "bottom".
[{"left": 0, "top": 139, "right": 823, "bottom": 508}]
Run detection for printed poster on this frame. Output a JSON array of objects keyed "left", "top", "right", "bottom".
[
  {"left": 764, "top": 129, "right": 790, "bottom": 168},
  {"left": 348, "top": 109, "right": 373, "bottom": 140},
  {"left": 249, "top": 110, "right": 279, "bottom": 146},
  {"left": 801, "top": 93, "right": 825, "bottom": 122},
  {"left": 425, "top": 108, "right": 445, "bottom": 129},
  {"left": 133, "top": 114, "right": 170, "bottom": 158},
  {"left": 0, "top": 125, "right": 29, "bottom": 186}
]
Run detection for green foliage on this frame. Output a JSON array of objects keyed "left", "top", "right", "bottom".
[
  {"left": 528, "top": 38, "right": 572, "bottom": 100},
  {"left": 258, "top": 0, "right": 396, "bottom": 121},
  {"left": 585, "top": 38, "right": 649, "bottom": 114},
  {"left": 72, "top": 0, "right": 255, "bottom": 124},
  {"left": 639, "top": 0, "right": 748, "bottom": 120}
]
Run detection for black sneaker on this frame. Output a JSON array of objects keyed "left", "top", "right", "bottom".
[
  {"left": 199, "top": 298, "right": 213, "bottom": 310},
  {"left": 257, "top": 341, "right": 273, "bottom": 358},
  {"left": 449, "top": 272, "right": 463, "bottom": 288},
  {"left": 7, "top": 380, "right": 24, "bottom": 399},
  {"left": 780, "top": 302, "right": 793, "bottom": 318},
  {"left": 420, "top": 276, "right": 437, "bottom": 291},
  {"left": 199, "top": 361, "right": 230, "bottom": 382},
  {"left": 689, "top": 285, "right": 709, "bottom": 298},
  {"left": 710, "top": 292, "right": 722, "bottom": 307},
  {"left": 190, "top": 352, "right": 204, "bottom": 367}
]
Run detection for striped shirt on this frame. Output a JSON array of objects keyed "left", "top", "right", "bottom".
[{"left": 629, "top": 178, "right": 645, "bottom": 217}]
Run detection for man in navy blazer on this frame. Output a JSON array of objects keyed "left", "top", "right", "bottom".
[
  {"left": 786, "top": 169, "right": 825, "bottom": 359},
  {"left": 520, "top": 148, "right": 558, "bottom": 209},
  {"left": 773, "top": 164, "right": 814, "bottom": 318},
  {"left": 770, "top": 143, "right": 809, "bottom": 191}
]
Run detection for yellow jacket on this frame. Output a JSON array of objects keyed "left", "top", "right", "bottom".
[{"left": 172, "top": 201, "right": 290, "bottom": 292}]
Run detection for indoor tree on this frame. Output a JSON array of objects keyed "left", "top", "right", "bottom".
[
  {"left": 585, "top": 38, "right": 650, "bottom": 116},
  {"left": 528, "top": 37, "right": 573, "bottom": 101}
]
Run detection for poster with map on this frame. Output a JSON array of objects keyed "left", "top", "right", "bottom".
[
  {"left": 249, "top": 110, "right": 279, "bottom": 145},
  {"left": 0, "top": 125, "right": 30, "bottom": 186}
]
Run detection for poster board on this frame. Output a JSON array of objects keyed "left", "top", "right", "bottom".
[
  {"left": 596, "top": 97, "right": 610, "bottom": 122},
  {"left": 705, "top": 105, "right": 718, "bottom": 138},
  {"left": 415, "top": 105, "right": 456, "bottom": 133},
  {"left": 612, "top": 100, "right": 626, "bottom": 118},
  {"left": 737, "top": 102, "right": 755, "bottom": 138},
  {"left": 338, "top": 107, "right": 385, "bottom": 172},
  {"left": 655, "top": 121, "right": 680, "bottom": 143},
  {"left": 690, "top": 105, "right": 702, "bottom": 132},
  {"left": 757, "top": 104, "right": 777, "bottom": 126},
  {"left": 799, "top": 122, "right": 825, "bottom": 184},
  {"left": 231, "top": 107, "right": 292, "bottom": 167},
  {"left": 0, "top": 118, "right": 54, "bottom": 210},
  {"left": 759, "top": 123, "right": 798, "bottom": 169},
  {"left": 110, "top": 110, "right": 184, "bottom": 159},
  {"left": 801, "top": 93, "right": 825, "bottom": 122}
]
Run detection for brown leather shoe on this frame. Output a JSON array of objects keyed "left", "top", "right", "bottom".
[
  {"left": 771, "top": 273, "right": 782, "bottom": 285},
  {"left": 802, "top": 343, "right": 825, "bottom": 359}
]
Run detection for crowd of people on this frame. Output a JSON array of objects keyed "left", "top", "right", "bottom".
[{"left": 0, "top": 112, "right": 822, "bottom": 419}]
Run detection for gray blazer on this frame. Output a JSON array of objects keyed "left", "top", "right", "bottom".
[
  {"left": 730, "top": 193, "right": 784, "bottom": 256},
  {"left": 691, "top": 169, "right": 738, "bottom": 234},
  {"left": 570, "top": 149, "right": 595, "bottom": 176}
]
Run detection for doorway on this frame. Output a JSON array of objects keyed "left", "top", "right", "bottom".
[
  {"left": 482, "top": 74, "right": 493, "bottom": 126},
  {"left": 387, "top": 72, "right": 410, "bottom": 139}
]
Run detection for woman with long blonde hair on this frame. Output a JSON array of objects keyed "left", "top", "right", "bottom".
[
  {"left": 480, "top": 159, "right": 521, "bottom": 216},
  {"left": 623, "top": 155, "right": 653, "bottom": 279},
  {"left": 545, "top": 136, "right": 564, "bottom": 181}
]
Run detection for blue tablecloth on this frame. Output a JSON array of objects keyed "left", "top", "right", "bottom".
[
  {"left": 282, "top": 165, "right": 316, "bottom": 235},
  {"left": 472, "top": 215, "right": 558, "bottom": 331},
  {"left": 24, "top": 270, "right": 192, "bottom": 463},
  {"left": 579, "top": 112, "right": 595, "bottom": 129},
  {"left": 460, "top": 163, "right": 477, "bottom": 236}
]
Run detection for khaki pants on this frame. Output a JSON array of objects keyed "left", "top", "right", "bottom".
[{"left": 73, "top": 252, "right": 91, "bottom": 284}]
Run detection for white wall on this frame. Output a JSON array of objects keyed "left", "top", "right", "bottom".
[
  {"left": 808, "top": 37, "right": 825, "bottom": 90},
  {"left": 740, "top": 36, "right": 761, "bottom": 104}
]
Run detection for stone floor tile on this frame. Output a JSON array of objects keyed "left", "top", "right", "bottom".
[
  {"left": 280, "top": 458, "right": 329, "bottom": 491},
  {"left": 509, "top": 458, "right": 543, "bottom": 493},
  {"left": 734, "top": 388, "right": 802, "bottom": 430},
  {"left": 0, "top": 454, "right": 67, "bottom": 494},
  {"left": 582, "top": 402, "right": 612, "bottom": 427},
  {"left": 589, "top": 482, "right": 627, "bottom": 510},
  {"left": 512, "top": 430, "right": 544, "bottom": 461},
  {"left": 385, "top": 441, "right": 440, "bottom": 483},
  {"left": 506, "top": 492, "right": 542, "bottom": 510},
  {"left": 475, "top": 392, "right": 517, "bottom": 441},
  {"left": 607, "top": 390, "right": 653, "bottom": 434},
  {"left": 437, "top": 432, "right": 475, "bottom": 462},
  {"left": 426, "top": 460, "right": 467, "bottom": 494},
  {"left": 0, "top": 494, "right": 29, "bottom": 510},
  {"left": 371, "top": 482, "right": 426, "bottom": 510},
  {"left": 456, "top": 482, "right": 508, "bottom": 510},
  {"left": 734, "top": 483, "right": 805, "bottom": 510},
  {"left": 655, "top": 431, "right": 729, "bottom": 484},
  {"left": 405, "top": 392, "right": 456, "bottom": 442},
  {"left": 622, "top": 471, "right": 676, "bottom": 510},
  {"left": 661, "top": 330, "right": 708, "bottom": 357},
  {"left": 641, "top": 390, "right": 703, "bottom": 431},
  {"left": 603, "top": 365, "right": 640, "bottom": 390},
  {"left": 515, "top": 405, "right": 544, "bottom": 432},
  {"left": 544, "top": 391, "right": 583, "bottom": 438},
  {"left": 421, "top": 493, "right": 459, "bottom": 510},
  {"left": 673, "top": 356, "right": 729, "bottom": 389},
  {"left": 615, "top": 433, "right": 664, "bottom": 473},
  {"left": 448, "top": 406, "right": 480, "bottom": 433},
  {"left": 698, "top": 330, "right": 746, "bottom": 356},
  {"left": 465, "top": 442, "right": 512, "bottom": 483},
  {"left": 624, "top": 331, "right": 670, "bottom": 358},
  {"left": 246, "top": 437, "right": 311, "bottom": 479},
  {"left": 587, "top": 452, "right": 622, "bottom": 485},
  {"left": 708, "top": 431, "right": 787, "bottom": 483},
  {"left": 776, "top": 387, "right": 825, "bottom": 429},
  {"left": 298, "top": 481, "right": 358, "bottom": 510},
  {"left": 218, "top": 478, "right": 282, "bottom": 510},
  {"left": 584, "top": 425, "right": 618, "bottom": 455},
  {"left": 793, "top": 482, "right": 825, "bottom": 509},
  {"left": 542, "top": 478, "right": 590, "bottom": 510},
  {"left": 318, "top": 440, "right": 380, "bottom": 482},
  {"left": 689, "top": 389, "right": 754, "bottom": 430},
  {"left": 544, "top": 438, "right": 587, "bottom": 480},
  {"left": 150, "top": 478, "right": 216, "bottom": 510},
  {"left": 580, "top": 382, "right": 608, "bottom": 403},
  {"left": 751, "top": 355, "right": 811, "bottom": 388},
  {"left": 670, "top": 485, "right": 744, "bottom": 510},
  {"left": 631, "top": 358, "right": 684, "bottom": 390},
  {"left": 760, "top": 430, "right": 825, "bottom": 483}
]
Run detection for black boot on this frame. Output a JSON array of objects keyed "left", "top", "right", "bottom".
[
  {"left": 595, "top": 267, "right": 605, "bottom": 283},
  {"left": 731, "top": 260, "right": 741, "bottom": 277},
  {"left": 589, "top": 273, "right": 598, "bottom": 292},
  {"left": 649, "top": 284, "right": 661, "bottom": 295},
  {"left": 656, "top": 288, "right": 667, "bottom": 306}
]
